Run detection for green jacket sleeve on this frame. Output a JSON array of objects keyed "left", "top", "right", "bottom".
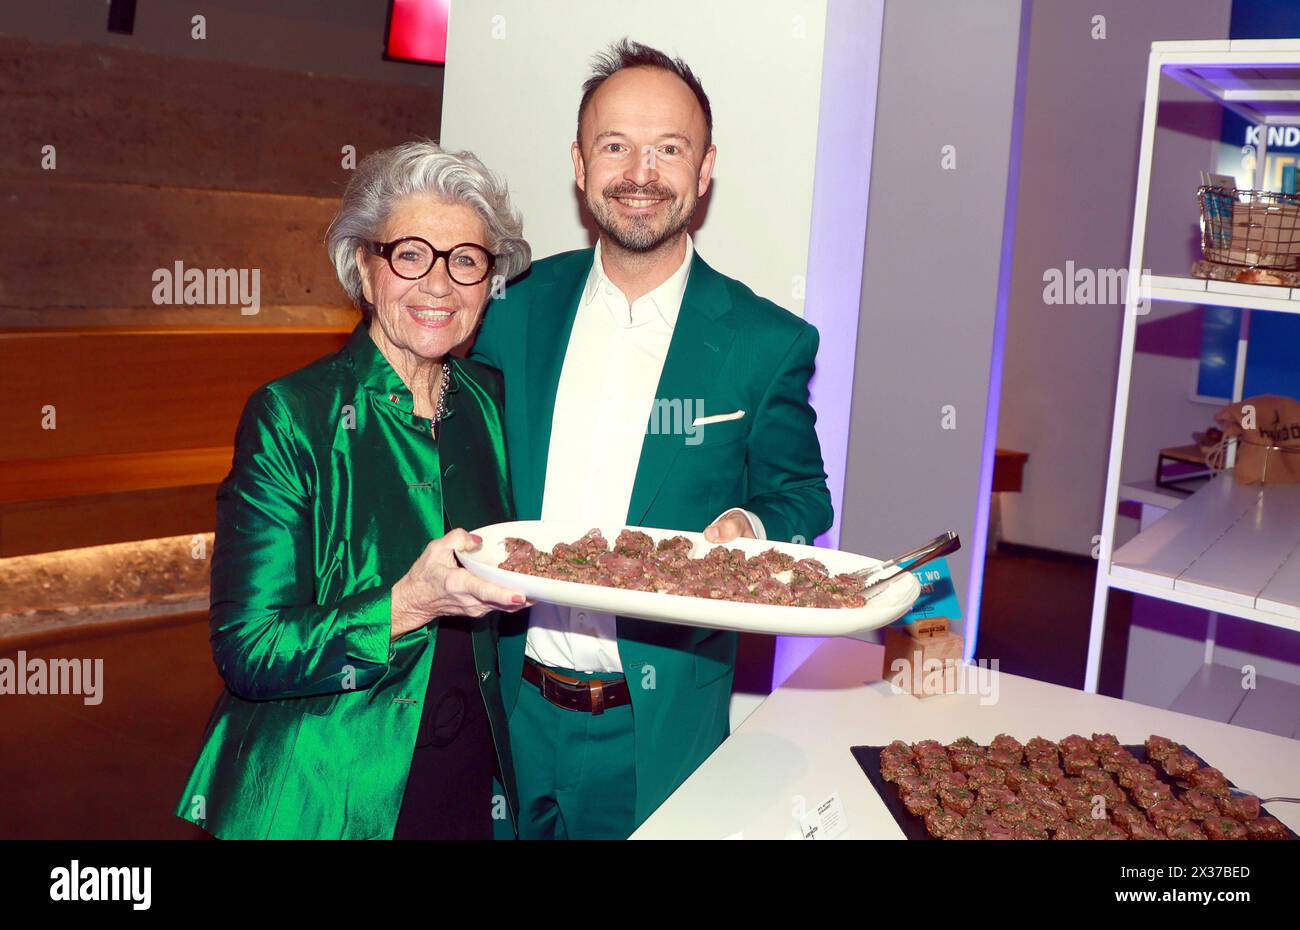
[
  {"left": 208, "top": 387, "right": 392, "bottom": 702},
  {"left": 742, "top": 324, "right": 835, "bottom": 545}
]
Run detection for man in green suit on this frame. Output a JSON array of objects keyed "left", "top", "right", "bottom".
[{"left": 472, "top": 39, "right": 832, "bottom": 840}]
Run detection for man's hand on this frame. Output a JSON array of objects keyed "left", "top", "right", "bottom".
[{"left": 703, "top": 509, "right": 758, "bottom": 543}]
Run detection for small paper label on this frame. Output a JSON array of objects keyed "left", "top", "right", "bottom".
[{"left": 799, "top": 792, "right": 847, "bottom": 840}]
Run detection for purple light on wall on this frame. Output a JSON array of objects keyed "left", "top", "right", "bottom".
[
  {"left": 772, "top": 0, "right": 886, "bottom": 688},
  {"left": 963, "top": 0, "right": 1032, "bottom": 663}
]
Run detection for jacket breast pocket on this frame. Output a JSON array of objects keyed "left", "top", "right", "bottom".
[
  {"left": 684, "top": 414, "right": 747, "bottom": 449},
  {"left": 679, "top": 418, "right": 747, "bottom": 502}
]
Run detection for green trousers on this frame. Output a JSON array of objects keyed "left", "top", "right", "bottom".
[{"left": 503, "top": 665, "right": 638, "bottom": 840}]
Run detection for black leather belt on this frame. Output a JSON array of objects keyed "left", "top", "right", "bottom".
[{"left": 523, "top": 657, "right": 631, "bottom": 715}]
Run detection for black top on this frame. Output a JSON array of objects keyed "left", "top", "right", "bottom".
[
  {"left": 391, "top": 527, "right": 497, "bottom": 839},
  {"left": 392, "top": 615, "right": 495, "bottom": 840}
]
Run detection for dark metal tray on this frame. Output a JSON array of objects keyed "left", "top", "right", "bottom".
[{"left": 850, "top": 743, "right": 1297, "bottom": 840}]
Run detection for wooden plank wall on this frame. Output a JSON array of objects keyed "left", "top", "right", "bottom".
[
  {"left": 0, "top": 35, "right": 441, "bottom": 195},
  {"left": 0, "top": 36, "right": 442, "bottom": 556}
]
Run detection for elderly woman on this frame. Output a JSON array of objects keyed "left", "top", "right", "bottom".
[{"left": 175, "top": 141, "right": 532, "bottom": 839}]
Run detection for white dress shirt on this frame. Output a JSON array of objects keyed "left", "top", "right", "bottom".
[{"left": 525, "top": 236, "right": 764, "bottom": 673}]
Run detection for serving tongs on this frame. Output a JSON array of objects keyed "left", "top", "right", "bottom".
[{"left": 851, "top": 531, "right": 962, "bottom": 600}]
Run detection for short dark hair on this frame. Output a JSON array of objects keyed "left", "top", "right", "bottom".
[{"left": 576, "top": 38, "right": 713, "bottom": 151}]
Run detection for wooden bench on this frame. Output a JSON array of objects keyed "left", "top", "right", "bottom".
[{"left": 0, "top": 329, "right": 349, "bottom": 556}]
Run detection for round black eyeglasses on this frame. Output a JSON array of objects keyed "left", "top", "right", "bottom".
[{"left": 367, "top": 237, "right": 496, "bottom": 286}]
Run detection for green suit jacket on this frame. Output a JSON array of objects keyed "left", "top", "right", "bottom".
[
  {"left": 175, "top": 322, "right": 518, "bottom": 839},
  {"left": 471, "top": 247, "right": 833, "bottom": 826}
]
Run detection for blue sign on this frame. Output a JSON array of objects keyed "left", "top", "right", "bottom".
[{"left": 893, "top": 555, "right": 962, "bottom": 626}]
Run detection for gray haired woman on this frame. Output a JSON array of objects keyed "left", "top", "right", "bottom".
[{"left": 175, "top": 141, "right": 533, "bottom": 840}]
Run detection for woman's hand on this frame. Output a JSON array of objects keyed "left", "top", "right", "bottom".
[{"left": 389, "top": 529, "right": 528, "bottom": 641}]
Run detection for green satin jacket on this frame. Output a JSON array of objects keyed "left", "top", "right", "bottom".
[
  {"left": 472, "top": 248, "right": 833, "bottom": 828},
  {"left": 175, "top": 322, "right": 518, "bottom": 839}
]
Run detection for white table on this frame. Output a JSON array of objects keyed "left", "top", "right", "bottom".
[{"left": 630, "top": 638, "right": 1300, "bottom": 839}]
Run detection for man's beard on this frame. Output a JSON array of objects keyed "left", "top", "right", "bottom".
[{"left": 589, "top": 183, "right": 694, "bottom": 252}]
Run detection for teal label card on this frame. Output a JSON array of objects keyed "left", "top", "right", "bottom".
[{"left": 894, "top": 556, "right": 962, "bottom": 625}]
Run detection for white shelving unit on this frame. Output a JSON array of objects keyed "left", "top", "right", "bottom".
[
  {"left": 1109, "top": 476, "right": 1300, "bottom": 630},
  {"left": 1144, "top": 272, "right": 1300, "bottom": 313},
  {"left": 1086, "top": 40, "right": 1300, "bottom": 694},
  {"left": 1119, "top": 478, "right": 1208, "bottom": 512}
]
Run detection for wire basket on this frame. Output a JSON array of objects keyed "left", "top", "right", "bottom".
[{"left": 1197, "top": 186, "right": 1300, "bottom": 272}]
